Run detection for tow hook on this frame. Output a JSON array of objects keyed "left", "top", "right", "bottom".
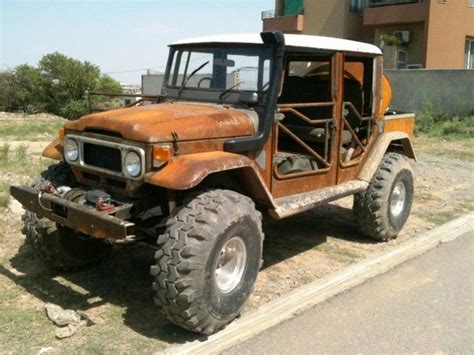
[
  {"left": 43, "top": 182, "right": 56, "bottom": 194},
  {"left": 96, "top": 197, "right": 115, "bottom": 212}
]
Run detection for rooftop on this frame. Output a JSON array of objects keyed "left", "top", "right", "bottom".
[{"left": 171, "top": 33, "right": 382, "bottom": 55}]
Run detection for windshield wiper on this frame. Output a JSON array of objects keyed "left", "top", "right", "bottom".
[
  {"left": 219, "top": 81, "right": 246, "bottom": 100},
  {"left": 178, "top": 60, "right": 209, "bottom": 97}
]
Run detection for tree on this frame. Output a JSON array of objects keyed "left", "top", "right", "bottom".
[
  {"left": 2, "top": 52, "right": 123, "bottom": 119},
  {"left": 0, "top": 65, "right": 45, "bottom": 113},
  {"left": 96, "top": 74, "right": 122, "bottom": 93}
]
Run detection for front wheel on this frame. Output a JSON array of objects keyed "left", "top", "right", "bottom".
[
  {"left": 21, "top": 163, "right": 112, "bottom": 271},
  {"left": 150, "top": 189, "right": 264, "bottom": 335},
  {"left": 353, "top": 152, "right": 414, "bottom": 241},
  {"left": 23, "top": 213, "right": 112, "bottom": 271}
]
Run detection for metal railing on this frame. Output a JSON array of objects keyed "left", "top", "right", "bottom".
[
  {"left": 261, "top": 8, "right": 304, "bottom": 20},
  {"left": 339, "top": 102, "right": 375, "bottom": 167},
  {"left": 368, "top": 0, "right": 423, "bottom": 7},
  {"left": 274, "top": 102, "right": 335, "bottom": 179},
  {"left": 261, "top": 10, "right": 276, "bottom": 20}
]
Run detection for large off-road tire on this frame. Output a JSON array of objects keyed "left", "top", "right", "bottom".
[
  {"left": 150, "top": 189, "right": 264, "bottom": 335},
  {"left": 21, "top": 163, "right": 112, "bottom": 271},
  {"left": 353, "top": 152, "right": 414, "bottom": 241}
]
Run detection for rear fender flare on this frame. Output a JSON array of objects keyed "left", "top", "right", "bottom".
[{"left": 358, "top": 132, "right": 416, "bottom": 183}]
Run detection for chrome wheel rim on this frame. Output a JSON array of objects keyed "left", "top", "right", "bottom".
[
  {"left": 215, "top": 236, "right": 247, "bottom": 293},
  {"left": 390, "top": 181, "right": 406, "bottom": 217}
]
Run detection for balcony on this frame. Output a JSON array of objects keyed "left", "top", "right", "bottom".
[
  {"left": 261, "top": 10, "right": 304, "bottom": 33},
  {"left": 368, "top": 0, "right": 423, "bottom": 7},
  {"left": 364, "top": 1, "right": 427, "bottom": 26}
]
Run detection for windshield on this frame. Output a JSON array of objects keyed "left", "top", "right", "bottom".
[{"left": 164, "top": 46, "right": 272, "bottom": 103}]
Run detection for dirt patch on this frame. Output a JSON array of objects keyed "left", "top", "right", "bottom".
[{"left": 0, "top": 137, "right": 473, "bottom": 353}]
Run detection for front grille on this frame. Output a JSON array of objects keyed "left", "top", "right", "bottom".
[{"left": 83, "top": 143, "right": 122, "bottom": 172}]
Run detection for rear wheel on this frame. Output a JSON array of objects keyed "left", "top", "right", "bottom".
[
  {"left": 150, "top": 189, "right": 263, "bottom": 335},
  {"left": 353, "top": 152, "right": 414, "bottom": 241},
  {"left": 21, "top": 163, "right": 112, "bottom": 271}
]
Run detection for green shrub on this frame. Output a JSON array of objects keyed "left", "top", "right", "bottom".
[
  {"left": 415, "top": 101, "right": 449, "bottom": 134},
  {"left": 440, "top": 116, "right": 474, "bottom": 138},
  {"left": 415, "top": 101, "right": 473, "bottom": 138},
  {"left": 381, "top": 34, "right": 402, "bottom": 46},
  {"left": 59, "top": 99, "right": 88, "bottom": 120}
]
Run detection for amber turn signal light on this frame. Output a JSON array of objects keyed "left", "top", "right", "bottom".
[
  {"left": 153, "top": 144, "right": 172, "bottom": 168},
  {"left": 58, "top": 128, "right": 65, "bottom": 140}
]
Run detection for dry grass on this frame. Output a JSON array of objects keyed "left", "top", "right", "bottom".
[
  {"left": 0, "top": 119, "right": 65, "bottom": 142},
  {"left": 0, "top": 121, "right": 473, "bottom": 353}
]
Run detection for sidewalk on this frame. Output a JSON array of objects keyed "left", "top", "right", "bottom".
[{"left": 225, "top": 232, "right": 474, "bottom": 354}]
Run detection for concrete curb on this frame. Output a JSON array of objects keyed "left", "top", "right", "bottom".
[{"left": 166, "top": 213, "right": 474, "bottom": 355}]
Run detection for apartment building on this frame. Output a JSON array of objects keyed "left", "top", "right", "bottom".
[{"left": 262, "top": 0, "right": 474, "bottom": 69}]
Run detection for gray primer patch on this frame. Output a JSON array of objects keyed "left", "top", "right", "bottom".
[{"left": 255, "top": 150, "right": 266, "bottom": 170}]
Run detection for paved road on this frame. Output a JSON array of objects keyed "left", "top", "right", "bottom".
[{"left": 226, "top": 233, "right": 474, "bottom": 354}]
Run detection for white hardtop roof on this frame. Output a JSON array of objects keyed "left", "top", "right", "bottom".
[{"left": 171, "top": 33, "right": 382, "bottom": 55}]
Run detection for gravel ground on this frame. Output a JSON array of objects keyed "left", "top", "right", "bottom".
[{"left": 0, "top": 115, "right": 473, "bottom": 353}]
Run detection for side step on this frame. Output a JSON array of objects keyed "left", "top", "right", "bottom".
[{"left": 269, "top": 180, "right": 368, "bottom": 219}]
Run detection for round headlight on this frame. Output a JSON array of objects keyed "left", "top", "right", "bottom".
[
  {"left": 64, "top": 138, "right": 79, "bottom": 162},
  {"left": 124, "top": 151, "right": 141, "bottom": 177}
]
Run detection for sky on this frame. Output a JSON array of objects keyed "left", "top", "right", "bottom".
[{"left": 0, "top": 0, "right": 274, "bottom": 84}]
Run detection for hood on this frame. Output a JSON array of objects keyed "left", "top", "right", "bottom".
[{"left": 65, "top": 102, "right": 256, "bottom": 143}]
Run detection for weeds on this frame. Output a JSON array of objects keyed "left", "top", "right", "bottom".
[
  {"left": 0, "top": 119, "right": 65, "bottom": 141},
  {"left": 415, "top": 101, "right": 474, "bottom": 138},
  {"left": 0, "top": 182, "right": 9, "bottom": 208},
  {"left": 0, "top": 145, "right": 53, "bottom": 191},
  {"left": 14, "top": 145, "right": 27, "bottom": 163},
  {"left": 0, "top": 144, "right": 9, "bottom": 162}
]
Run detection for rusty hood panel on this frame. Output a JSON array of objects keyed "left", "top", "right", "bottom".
[{"left": 65, "top": 102, "right": 255, "bottom": 143}]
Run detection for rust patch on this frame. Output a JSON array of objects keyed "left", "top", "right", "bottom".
[
  {"left": 145, "top": 151, "right": 256, "bottom": 189},
  {"left": 144, "top": 151, "right": 275, "bottom": 207},
  {"left": 383, "top": 114, "right": 415, "bottom": 139},
  {"left": 64, "top": 102, "right": 254, "bottom": 143},
  {"left": 10, "top": 185, "right": 133, "bottom": 239},
  {"left": 271, "top": 179, "right": 368, "bottom": 219}
]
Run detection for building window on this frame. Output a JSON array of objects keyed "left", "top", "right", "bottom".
[
  {"left": 397, "top": 50, "right": 408, "bottom": 69},
  {"left": 465, "top": 39, "right": 474, "bottom": 69},
  {"left": 350, "top": 0, "right": 369, "bottom": 14}
]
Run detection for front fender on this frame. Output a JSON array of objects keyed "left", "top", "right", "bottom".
[
  {"left": 358, "top": 132, "right": 416, "bottom": 183},
  {"left": 144, "top": 151, "right": 275, "bottom": 206},
  {"left": 42, "top": 138, "right": 63, "bottom": 161}
]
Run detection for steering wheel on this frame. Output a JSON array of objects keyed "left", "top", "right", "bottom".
[{"left": 197, "top": 77, "right": 212, "bottom": 88}]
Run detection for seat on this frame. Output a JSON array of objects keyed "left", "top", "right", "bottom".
[{"left": 285, "top": 124, "right": 352, "bottom": 145}]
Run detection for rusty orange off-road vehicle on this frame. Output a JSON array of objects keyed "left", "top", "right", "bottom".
[{"left": 11, "top": 31, "right": 416, "bottom": 334}]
